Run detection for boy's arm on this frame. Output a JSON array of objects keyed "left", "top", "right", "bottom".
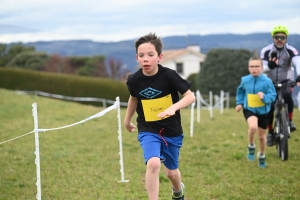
[
  {"left": 124, "top": 95, "right": 138, "bottom": 132},
  {"left": 236, "top": 82, "right": 245, "bottom": 106},
  {"left": 262, "top": 81, "right": 277, "bottom": 103},
  {"left": 157, "top": 90, "right": 195, "bottom": 119}
]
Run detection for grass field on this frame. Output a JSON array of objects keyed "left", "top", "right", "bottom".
[{"left": 1, "top": 88, "right": 300, "bottom": 200}]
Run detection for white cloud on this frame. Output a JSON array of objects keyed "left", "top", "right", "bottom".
[{"left": 1, "top": 0, "right": 300, "bottom": 43}]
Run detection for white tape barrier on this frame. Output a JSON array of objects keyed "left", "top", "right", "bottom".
[
  {"left": 0, "top": 101, "right": 118, "bottom": 144},
  {"left": 16, "top": 90, "right": 128, "bottom": 108},
  {"left": 0, "top": 131, "right": 34, "bottom": 145},
  {"left": 189, "top": 90, "right": 229, "bottom": 138},
  {"left": 0, "top": 97, "right": 128, "bottom": 200},
  {"left": 37, "top": 102, "right": 118, "bottom": 133},
  {"left": 195, "top": 90, "right": 229, "bottom": 122}
]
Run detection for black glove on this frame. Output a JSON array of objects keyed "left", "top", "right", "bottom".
[
  {"left": 296, "top": 76, "right": 300, "bottom": 83},
  {"left": 268, "top": 61, "right": 278, "bottom": 69}
]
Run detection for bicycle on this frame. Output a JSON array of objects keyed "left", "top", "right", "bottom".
[{"left": 272, "top": 79, "right": 296, "bottom": 161}]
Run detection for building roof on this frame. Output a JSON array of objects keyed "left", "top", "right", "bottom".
[
  {"left": 135, "top": 46, "right": 206, "bottom": 69},
  {"left": 161, "top": 48, "right": 206, "bottom": 63}
]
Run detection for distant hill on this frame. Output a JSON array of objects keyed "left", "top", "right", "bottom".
[
  {"left": 25, "top": 33, "right": 300, "bottom": 73},
  {"left": 11, "top": 33, "right": 300, "bottom": 105}
]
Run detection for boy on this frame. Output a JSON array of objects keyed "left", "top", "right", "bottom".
[
  {"left": 236, "top": 56, "right": 276, "bottom": 168},
  {"left": 124, "top": 33, "right": 195, "bottom": 200}
]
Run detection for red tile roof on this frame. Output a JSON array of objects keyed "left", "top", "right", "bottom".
[{"left": 161, "top": 48, "right": 205, "bottom": 63}]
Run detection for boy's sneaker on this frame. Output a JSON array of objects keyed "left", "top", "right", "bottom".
[
  {"left": 172, "top": 182, "right": 185, "bottom": 200},
  {"left": 257, "top": 152, "right": 266, "bottom": 168},
  {"left": 247, "top": 145, "right": 255, "bottom": 161}
]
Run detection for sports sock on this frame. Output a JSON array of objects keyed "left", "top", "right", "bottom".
[
  {"left": 249, "top": 143, "right": 255, "bottom": 147},
  {"left": 289, "top": 112, "right": 293, "bottom": 121},
  {"left": 173, "top": 188, "right": 182, "bottom": 197},
  {"left": 259, "top": 153, "right": 265, "bottom": 158}
]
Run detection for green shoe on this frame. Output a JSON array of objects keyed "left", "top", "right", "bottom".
[
  {"left": 257, "top": 152, "right": 266, "bottom": 168},
  {"left": 247, "top": 145, "right": 255, "bottom": 161},
  {"left": 172, "top": 182, "right": 185, "bottom": 200}
]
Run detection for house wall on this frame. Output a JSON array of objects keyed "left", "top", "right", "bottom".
[{"left": 162, "top": 53, "right": 204, "bottom": 79}]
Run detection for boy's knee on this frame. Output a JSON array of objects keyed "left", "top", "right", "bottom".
[
  {"left": 164, "top": 169, "right": 178, "bottom": 179},
  {"left": 146, "top": 157, "right": 161, "bottom": 173},
  {"left": 249, "top": 126, "right": 257, "bottom": 133}
]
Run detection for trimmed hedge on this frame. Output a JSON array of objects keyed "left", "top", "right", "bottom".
[{"left": 0, "top": 68, "right": 130, "bottom": 106}]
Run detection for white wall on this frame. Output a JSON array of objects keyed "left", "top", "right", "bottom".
[{"left": 162, "top": 53, "right": 204, "bottom": 79}]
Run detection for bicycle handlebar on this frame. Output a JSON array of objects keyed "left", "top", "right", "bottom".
[{"left": 273, "top": 79, "right": 296, "bottom": 89}]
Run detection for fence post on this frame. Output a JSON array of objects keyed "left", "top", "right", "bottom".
[
  {"left": 209, "top": 91, "right": 213, "bottom": 118},
  {"left": 32, "top": 103, "right": 42, "bottom": 200},
  {"left": 196, "top": 91, "right": 201, "bottom": 123},
  {"left": 116, "top": 97, "right": 129, "bottom": 183},
  {"left": 220, "top": 90, "right": 224, "bottom": 114},
  {"left": 190, "top": 100, "right": 195, "bottom": 137}
]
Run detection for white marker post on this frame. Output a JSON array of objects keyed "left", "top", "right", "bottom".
[
  {"left": 32, "top": 103, "right": 42, "bottom": 200},
  {"left": 116, "top": 97, "right": 129, "bottom": 183}
]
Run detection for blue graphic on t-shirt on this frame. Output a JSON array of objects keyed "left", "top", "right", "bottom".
[{"left": 139, "top": 87, "right": 162, "bottom": 99}]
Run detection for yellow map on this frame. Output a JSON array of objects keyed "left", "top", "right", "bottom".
[
  {"left": 247, "top": 94, "right": 265, "bottom": 108},
  {"left": 141, "top": 94, "right": 173, "bottom": 122}
]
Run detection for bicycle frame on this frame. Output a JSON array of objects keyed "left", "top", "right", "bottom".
[{"left": 273, "top": 80, "right": 295, "bottom": 161}]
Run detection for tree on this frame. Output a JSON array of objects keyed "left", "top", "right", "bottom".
[
  {"left": 186, "top": 73, "right": 197, "bottom": 92},
  {"left": 196, "top": 48, "right": 254, "bottom": 96},
  {"left": 107, "top": 57, "right": 130, "bottom": 80},
  {"left": 4, "top": 43, "right": 35, "bottom": 66},
  {"left": 6, "top": 51, "right": 49, "bottom": 70},
  {"left": 71, "top": 56, "right": 108, "bottom": 77},
  {"left": 0, "top": 44, "right": 6, "bottom": 67},
  {"left": 42, "top": 54, "right": 73, "bottom": 73}
]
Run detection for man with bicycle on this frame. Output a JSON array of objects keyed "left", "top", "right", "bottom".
[{"left": 260, "top": 25, "right": 300, "bottom": 146}]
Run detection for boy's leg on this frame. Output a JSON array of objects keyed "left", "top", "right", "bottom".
[
  {"left": 164, "top": 167, "right": 182, "bottom": 191},
  {"left": 256, "top": 114, "right": 268, "bottom": 168},
  {"left": 146, "top": 157, "right": 161, "bottom": 200},
  {"left": 246, "top": 116, "right": 258, "bottom": 160},
  {"left": 162, "top": 135, "right": 184, "bottom": 199},
  {"left": 247, "top": 116, "right": 258, "bottom": 145},
  {"left": 257, "top": 127, "right": 267, "bottom": 168},
  {"left": 138, "top": 132, "right": 165, "bottom": 200},
  {"left": 257, "top": 127, "right": 267, "bottom": 155}
]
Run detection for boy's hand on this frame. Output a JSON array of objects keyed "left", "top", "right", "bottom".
[
  {"left": 236, "top": 105, "right": 242, "bottom": 112},
  {"left": 157, "top": 107, "right": 176, "bottom": 119},
  {"left": 124, "top": 122, "right": 136, "bottom": 132},
  {"left": 257, "top": 92, "right": 264, "bottom": 100}
]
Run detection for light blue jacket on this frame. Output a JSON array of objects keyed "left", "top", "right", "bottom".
[{"left": 236, "top": 74, "right": 276, "bottom": 115}]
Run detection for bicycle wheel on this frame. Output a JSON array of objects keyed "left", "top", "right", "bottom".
[
  {"left": 279, "top": 111, "right": 289, "bottom": 161},
  {"left": 275, "top": 121, "right": 281, "bottom": 157},
  {"left": 276, "top": 135, "right": 281, "bottom": 157}
]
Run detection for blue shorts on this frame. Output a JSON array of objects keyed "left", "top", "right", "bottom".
[{"left": 137, "top": 132, "right": 184, "bottom": 170}]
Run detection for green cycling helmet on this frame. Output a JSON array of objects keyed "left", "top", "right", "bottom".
[{"left": 272, "top": 25, "right": 289, "bottom": 36}]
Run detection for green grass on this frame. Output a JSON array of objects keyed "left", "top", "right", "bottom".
[{"left": 1, "top": 88, "right": 300, "bottom": 200}]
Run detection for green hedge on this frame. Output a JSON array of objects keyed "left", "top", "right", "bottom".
[{"left": 0, "top": 68, "right": 130, "bottom": 106}]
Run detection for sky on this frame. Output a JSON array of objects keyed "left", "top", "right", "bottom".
[{"left": 1, "top": 0, "right": 300, "bottom": 44}]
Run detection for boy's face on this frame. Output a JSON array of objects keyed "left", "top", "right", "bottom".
[
  {"left": 248, "top": 60, "right": 262, "bottom": 76},
  {"left": 136, "top": 42, "right": 163, "bottom": 76}
]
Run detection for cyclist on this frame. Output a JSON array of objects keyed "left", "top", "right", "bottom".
[{"left": 260, "top": 25, "right": 300, "bottom": 146}]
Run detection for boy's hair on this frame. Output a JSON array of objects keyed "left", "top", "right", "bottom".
[
  {"left": 135, "top": 33, "right": 163, "bottom": 55},
  {"left": 248, "top": 56, "right": 263, "bottom": 66}
]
